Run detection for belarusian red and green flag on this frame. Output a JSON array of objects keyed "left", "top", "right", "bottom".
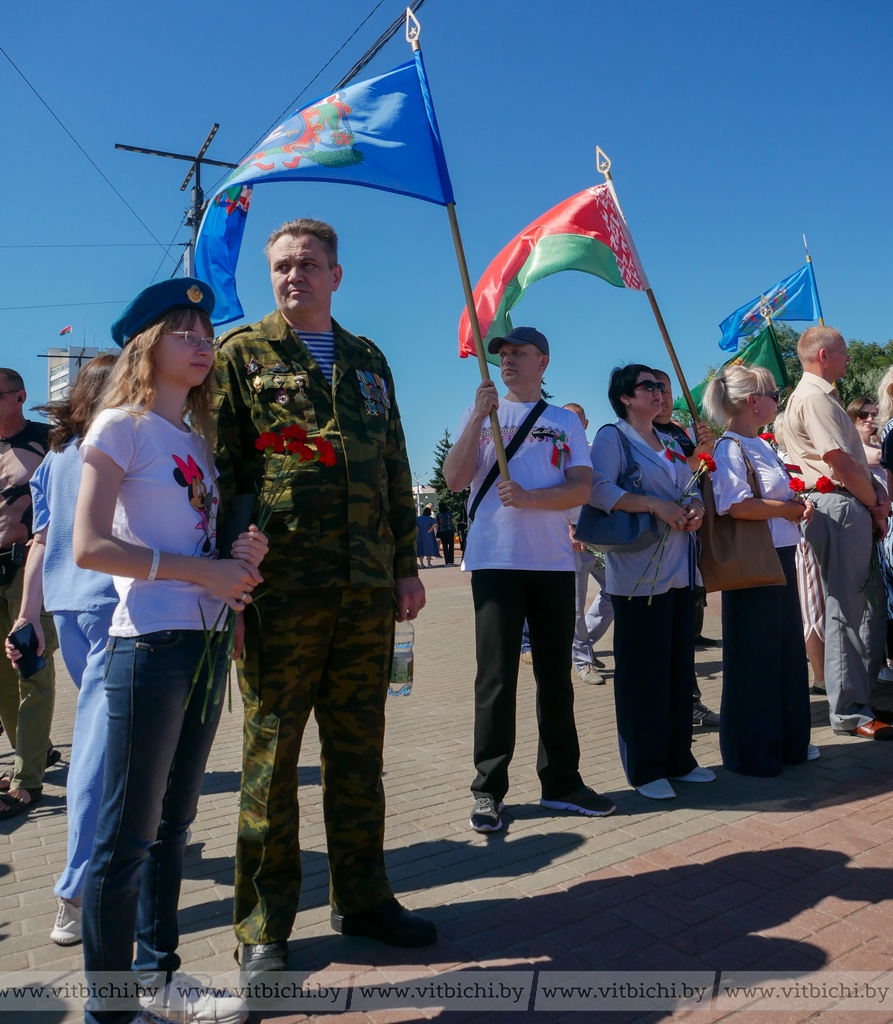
[
  {"left": 458, "top": 183, "right": 649, "bottom": 362},
  {"left": 673, "top": 321, "right": 790, "bottom": 418}
]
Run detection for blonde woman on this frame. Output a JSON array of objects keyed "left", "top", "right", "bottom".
[
  {"left": 74, "top": 280, "right": 268, "bottom": 1024},
  {"left": 704, "top": 365, "right": 816, "bottom": 776}
]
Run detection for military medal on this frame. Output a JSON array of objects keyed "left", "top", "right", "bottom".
[{"left": 355, "top": 369, "right": 390, "bottom": 417}]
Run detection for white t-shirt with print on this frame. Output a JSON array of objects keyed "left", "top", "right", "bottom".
[
  {"left": 83, "top": 408, "right": 223, "bottom": 637},
  {"left": 459, "top": 400, "right": 589, "bottom": 572}
]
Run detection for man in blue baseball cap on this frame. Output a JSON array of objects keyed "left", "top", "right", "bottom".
[{"left": 444, "top": 326, "right": 616, "bottom": 833}]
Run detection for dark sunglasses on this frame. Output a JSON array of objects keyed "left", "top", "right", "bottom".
[
  {"left": 759, "top": 390, "right": 781, "bottom": 403},
  {"left": 634, "top": 380, "right": 667, "bottom": 394},
  {"left": 857, "top": 410, "right": 877, "bottom": 420}
]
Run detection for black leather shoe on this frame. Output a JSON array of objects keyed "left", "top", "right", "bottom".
[
  {"left": 694, "top": 635, "right": 721, "bottom": 648},
  {"left": 239, "top": 941, "right": 289, "bottom": 977},
  {"left": 331, "top": 898, "right": 437, "bottom": 948}
]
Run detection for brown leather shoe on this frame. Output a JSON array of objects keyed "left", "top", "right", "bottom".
[{"left": 852, "top": 719, "right": 893, "bottom": 740}]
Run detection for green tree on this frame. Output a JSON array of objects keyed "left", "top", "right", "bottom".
[{"left": 429, "top": 429, "right": 469, "bottom": 521}]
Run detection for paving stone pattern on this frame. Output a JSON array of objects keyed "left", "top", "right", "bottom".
[{"left": 2, "top": 565, "right": 893, "bottom": 1023}]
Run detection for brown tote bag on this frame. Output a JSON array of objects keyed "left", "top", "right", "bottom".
[{"left": 699, "top": 437, "right": 786, "bottom": 593}]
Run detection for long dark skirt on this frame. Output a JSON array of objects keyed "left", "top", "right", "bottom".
[{"left": 720, "top": 545, "right": 811, "bottom": 777}]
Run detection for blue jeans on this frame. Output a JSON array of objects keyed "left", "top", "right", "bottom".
[
  {"left": 82, "top": 630, "right": 227, "bottom": 1024},
  {"left": 53, "top": 606, "right": 116, "bottom": 900}
]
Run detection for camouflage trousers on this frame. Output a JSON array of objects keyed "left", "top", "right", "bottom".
[
  {"left": 234, "top": 585, "right": 396, "bottom": 943},
  {"left": 0, "top": 567, "right": 58, "bottom": 791}
]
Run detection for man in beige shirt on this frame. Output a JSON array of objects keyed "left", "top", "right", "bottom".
[{"left": 784, "top": 327, "right": 892, "bottom": 738}]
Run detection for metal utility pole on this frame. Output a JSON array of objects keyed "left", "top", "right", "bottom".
[{"left": 115, "top": 125, "right": 239, "bottom": 275}]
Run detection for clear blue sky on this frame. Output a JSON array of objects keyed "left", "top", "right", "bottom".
[{"left": 3, "top": 0, "right": 892, "bottom": 480}]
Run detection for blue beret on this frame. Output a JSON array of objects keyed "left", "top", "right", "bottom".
[{"left": 111, "top": 278, "right": 216, "bottom": 347}]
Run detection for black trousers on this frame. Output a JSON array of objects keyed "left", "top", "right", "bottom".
[
  {"left": 438, "top": 531, "right": 455, "bottom": 565},
  {"left": 720, "top": 545, "right": 810, "bottom": 776},
  {"left": 470, "top": 569, "right": 583, "bottom": 802},
  {"left": 612, "top": 587, "right": 697, "bottom": 787}
]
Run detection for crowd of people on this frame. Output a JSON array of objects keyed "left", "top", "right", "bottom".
[{"left": 0, "top": 209, "right": 888, "bottom": 1024}]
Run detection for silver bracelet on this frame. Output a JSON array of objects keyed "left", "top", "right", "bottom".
[
  {"left": 147, "top": 548, "right": 160, "bottom": 582},
  {"left": 647, "top": 499, "right": 654, "bottom": 516}
]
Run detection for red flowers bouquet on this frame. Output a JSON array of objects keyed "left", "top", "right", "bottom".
[
  {"left": 187, "top": 424, "right": 337, "bottom": 720},
  {"left": 790, "top": 475, "right": 833, "bottom": 498}
]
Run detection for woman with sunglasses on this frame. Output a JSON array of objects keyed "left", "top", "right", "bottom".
[
  {"left": 589, "top": 365, "right": 713, "bottom": 800},
  {"left": 847, "top": 396, "right": 886, "bottom": 492},
  {"left": 704, "top": 365, "right": 817, "bottom": 777}
]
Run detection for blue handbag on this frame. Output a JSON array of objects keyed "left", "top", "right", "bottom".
[{"left": 574, "top": 425, "right": 659, "bottom": 552}]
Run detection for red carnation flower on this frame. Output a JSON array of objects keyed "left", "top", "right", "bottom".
[
  {"left": 758, "top": 432, "right": 776, "bottom": 444},
  {"left": 698, "top": 453, "right": 717, "bottom": 473},
  {"left": 281, "top": 423, "right": 308, "bottom": 442},
  {"left": 255, "top": 431, "right": 279, "bottom": 451},
  {"left": 816, "top": 476, "right": 835, "bottom": 494},
  {"left": 316, "top": 438, "right": 336, "bottom": 467},
  {"left": 789, "top": 478, "right": 806, "bottom": 493}
]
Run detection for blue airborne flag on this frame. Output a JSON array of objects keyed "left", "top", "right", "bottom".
[
  {"left": 196, "top": 51, "right": 455, "bottom": 326},
  {"left": 718, "top": 263, "right": 823, "bottom": 352}
]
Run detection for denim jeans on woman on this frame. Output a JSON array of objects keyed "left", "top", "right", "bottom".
[{"left": 82, "top": 629, "right": 227, "bottom": 1024}]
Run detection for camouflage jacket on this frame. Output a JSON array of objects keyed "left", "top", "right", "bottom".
[{"left": 214, "top": 312, "right": 418, "bottom": 590}]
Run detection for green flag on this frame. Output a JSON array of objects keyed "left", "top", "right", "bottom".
[{"left": 674, "top": 321, "right": 789, "bottom": 417}]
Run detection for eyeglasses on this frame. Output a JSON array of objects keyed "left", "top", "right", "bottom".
[
  {"left": 634, "top": 380, "right": 667, "bottom": 394},
  {"left": 0, "top": 390, "right": 23, "bottom": 398},
  {"left": 168, "top": 331, "right": 218, "bottom": 351},
  {"left": 759, "top": 390, "right": 781, "bottom": 403},
  {"left": 857, "top": 410, "right": 877, "bottom": 420}
]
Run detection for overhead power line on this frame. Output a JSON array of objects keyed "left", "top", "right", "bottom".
[
  {"left": 0, "top": 44, "right": 175, "bottom": 262},
  {"left": 207, "top": 0, "right": 428, "bottom": 196},
  {"left": 0, "top": 244, "right": 162, "bottom": 249}
]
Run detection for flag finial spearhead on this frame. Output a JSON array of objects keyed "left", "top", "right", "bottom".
[
  {"left": 596, "top": 146, "right": 611, "bottom": 179},
  {"left": 406, "top": 8, "right": 421, "bottom": 49}
]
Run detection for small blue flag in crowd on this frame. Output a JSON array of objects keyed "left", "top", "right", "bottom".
[
  {"left": 718, "top": 263, "right": 823, "bottom": 352},
  {"left": 196, "top": 51, "right": 455, "bottom": 326}
]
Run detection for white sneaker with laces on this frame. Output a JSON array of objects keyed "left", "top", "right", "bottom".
[
  {"left": 140, "top": 974, "right": 247, "bottom": 1024},
  {"left": 576, "top": 663, "right": 605, "bottom": 686},
  {"left": 50, "top": 899, "right": 82, "bottom": 946}
]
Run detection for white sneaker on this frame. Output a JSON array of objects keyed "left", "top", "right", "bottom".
[
  {"left": 806, "top": 743, "right": 821, "bottom": 760},
  {"left": 636, "top": 779, "right": 676, "bottom": 799},
  {"left": 670, "top": 766, "right": 716, "bottom": 783},
  {"left": 140, "top": 974, "right": 247, "bottom": 1024},
  {"left": 576, "top": 663, "right": 606, "bottom": 685},
  {"left": 50, "top": 899, "right": 82, "bottom": 946}
]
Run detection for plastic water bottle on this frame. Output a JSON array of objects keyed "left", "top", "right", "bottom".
[{"left": 388, "top": 623, "right": 414, "bottom": 697}]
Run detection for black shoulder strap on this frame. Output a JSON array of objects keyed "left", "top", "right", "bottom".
[{"left": 468, "top": 399, "right": 548, "bottom": 523}]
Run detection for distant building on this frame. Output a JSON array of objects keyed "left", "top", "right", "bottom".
[
  {"left": 415, "top": 484, "right": 437, "bottom": 513},
  {"left": 46, "top": 346, "right": 117, "bottom": 403}
]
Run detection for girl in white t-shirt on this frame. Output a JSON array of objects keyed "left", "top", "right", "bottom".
[{"left": 74, "top": 279, "right": 266, "bottom": 1024}]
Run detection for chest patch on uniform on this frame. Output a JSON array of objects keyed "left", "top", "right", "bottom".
[{"left": 356, "top": 370, "right": 390, "bottom": 417}]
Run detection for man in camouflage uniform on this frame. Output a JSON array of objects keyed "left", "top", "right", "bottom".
[{"left": 214, "top": 218, "right": 433, "bottom": 976}]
